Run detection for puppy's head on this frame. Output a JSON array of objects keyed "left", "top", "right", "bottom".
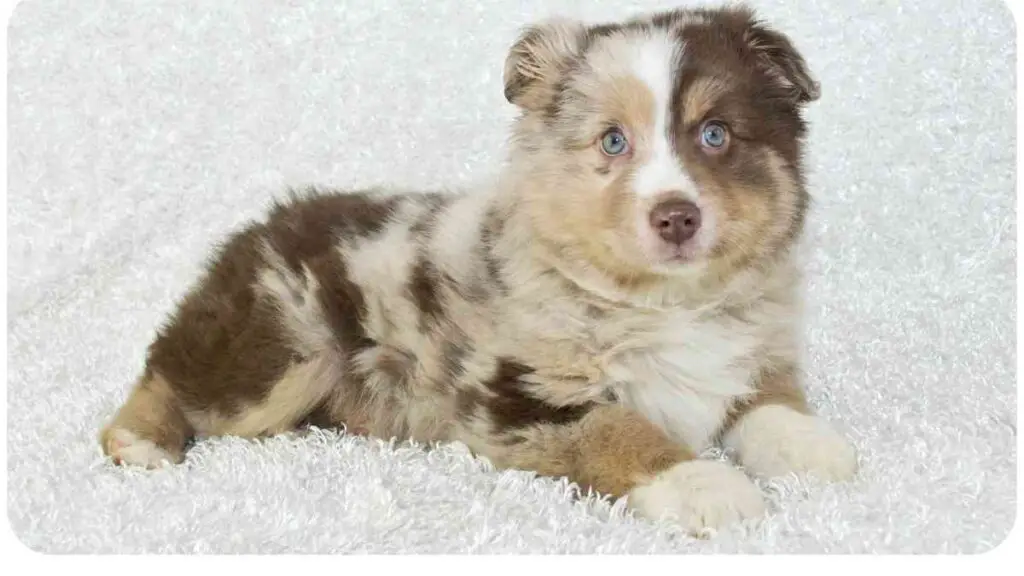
[{"left": 503, "top": 6, "right": 817, "bottom": 290}]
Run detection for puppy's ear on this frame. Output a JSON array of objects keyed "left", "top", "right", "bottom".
[
  {"left": 736, "top": 8, "right": 821, "bottom": 103},
  {"left": 503, "top": 19, "right": 587, "bottom": 111}
]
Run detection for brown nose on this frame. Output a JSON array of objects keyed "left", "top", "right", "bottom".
[{"left": 649, "top": 199, "right": 701, "bottom": 245}]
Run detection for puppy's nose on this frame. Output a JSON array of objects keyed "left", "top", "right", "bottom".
[{"left": 649, "top": 199, "right": 701, "bottom": 245}]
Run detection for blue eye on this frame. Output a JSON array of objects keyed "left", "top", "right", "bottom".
[
  {"left": 700, "top": 121, "right": 729, "bottom": 149},
  {"left": 601, "top": 129, "right": 629, "bottom": 156}
]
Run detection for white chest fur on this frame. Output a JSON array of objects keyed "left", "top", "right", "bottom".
[{"left": 601, "top": 308, "right": 764, "bottom": 450}]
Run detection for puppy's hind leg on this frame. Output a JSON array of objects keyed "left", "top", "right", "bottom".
[{"left": 99, "top": 371, "right": 193, "bottom": 469}]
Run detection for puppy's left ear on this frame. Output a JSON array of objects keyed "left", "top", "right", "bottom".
[{"left": 742, "top": 13, "right": 821, "bottom": 104}]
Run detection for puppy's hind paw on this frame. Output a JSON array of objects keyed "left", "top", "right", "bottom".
[{"left": 101, "top": 427, "right": 181, "bottom": 469}]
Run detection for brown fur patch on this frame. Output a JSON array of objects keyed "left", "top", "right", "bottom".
[
  {"left": 268, "top": 189, "right": 401, "bottom": 257},
  {"left": 298, "top": 403, "right": 338, "bottom": 430},
  {"left": 408, "top": 193, "right": 448, "bottom": 236},
  {"left": 441, "top": 339, "right": 472, "bottom": 381},
  {"left": 408, "top": 257, "right": 444, "bottom": 326},
  {"left": 143, "top": 191, "right": 395, "bottom": 425},
  {"left": 572, "top": 405, "right": 694, "bottom": 496},
  {"left": 482, "top": 359, "right": 593, "bottom": 432},
  {"left": 147, "top": 227, "right": 296, "bottom": 418},
  {"left": 466, "top": 405, "right": 692, "bottom": 498},
  {"left": 476, "top": 208, "right": 508, "bottom": 292},
  {"left": 408, "top": 196, "right": 452, "bottom": 323},
  {"left": 670, "top": 15, "right": 812, "bottom": 168},
  {"left": 307, "top": 247, "right": 374, "bottom": 354}
]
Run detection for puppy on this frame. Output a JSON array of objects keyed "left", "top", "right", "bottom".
[{"left": 99, "top": 4, "right": 857, "bottom": 533}]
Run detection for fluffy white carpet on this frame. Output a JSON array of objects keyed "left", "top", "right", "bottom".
[{"left": 5, "top": 0, "right": 1016, "bottom": 554}]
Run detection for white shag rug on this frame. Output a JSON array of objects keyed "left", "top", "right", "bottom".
[{"left": 5, "top": 0, "right": 1016, "bottom": 554}]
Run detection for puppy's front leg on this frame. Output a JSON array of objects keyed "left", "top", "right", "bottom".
[
  {"left": 723, "top": 363, "right": 858, "bottom": 481},
  {"left": 464, "top": 405, "right": 765, "bottom": 533}
]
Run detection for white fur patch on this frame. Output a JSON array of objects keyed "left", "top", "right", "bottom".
[
  {"left": 629, "top": 33, "right": 696, "bottom": 201},
  {"left": 256, "top": 242, "right": 334, "bottom": 356},
  {"left": 605, "top": 310, "right": 760, "bottom": 450},
  {"left": 105, "top": 428, "right": 176, "bottom": 469},
  {"left": 342, "top": 206, "right": 420, "bottom": 291},
  {"left": 428, "top": 190, "right": 490, "bottom": 282},
  {"left": 724, "top": 404, "right": 859, "bottom": 481},
  {"left": 339, "top": 206, "right": 422, "bottom": 347},
  {"left": 628, "top": 459, "right": 766, "bottom": 534}
]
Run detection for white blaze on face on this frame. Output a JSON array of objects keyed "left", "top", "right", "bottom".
[{"left": 628, "top": 34, "right": 697, "bottom": 202}]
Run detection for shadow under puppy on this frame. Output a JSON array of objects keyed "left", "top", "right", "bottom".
[{"left": 100, "top": 4, "right": 857, "bottom": 533}]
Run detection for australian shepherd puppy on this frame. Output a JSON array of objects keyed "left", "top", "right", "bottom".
[{"left": 100, "top": 4, "right": 857, "bottom": 533}]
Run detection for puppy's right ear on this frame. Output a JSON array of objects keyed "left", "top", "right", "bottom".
[{"left": 503, "top": 19, "right": 587, "bottom": 111}]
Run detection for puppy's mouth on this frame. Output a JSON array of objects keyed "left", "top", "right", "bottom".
[
  {"left": 650, "top": 240, "right": 707, "bottom": 266},
  {"left": 662, "top": 245, "right": 704, "bottom": 263}
]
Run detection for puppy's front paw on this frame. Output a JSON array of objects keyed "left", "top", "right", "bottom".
[
  {"left": 725, "top": 404, "right": 858, "bottom": 481},
  {"left": 627, "top": 460, "right": 766, "bottom": 534}
]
